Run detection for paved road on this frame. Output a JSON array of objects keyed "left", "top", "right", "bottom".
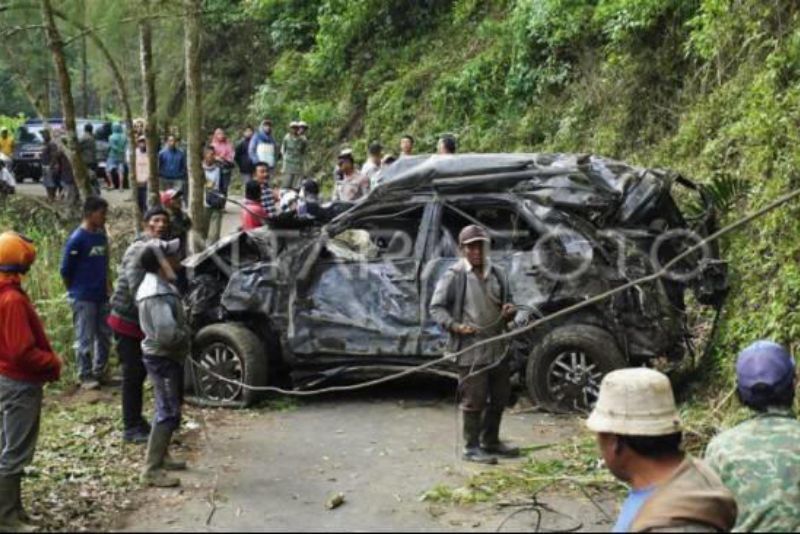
[
  {"left": 119, "top": 380, "right": 615, "bottom": 532},
  {"left": 13, "top": 182, "right": 616, "bottom": 532}
]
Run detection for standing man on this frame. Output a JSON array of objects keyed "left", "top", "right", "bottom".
[
  {"left": 79, "top": 123, "right": 100, "bottom": 195},
  {"left": 280, "top": 121, "right": 307, "bottom": 191},
  {"left": 253, "top": 162, "right": 279, "bottom": 223},
  {"left": 248, "top": 119, "right": 279, "bottom": 172},
  {"left": 60, "top": 197, "right": 112, "bottom": 390},
  {"left": 202, "top": 145, "right": 226, "bottom": 244},
  {"left": 108, "top": 207, "right": 171, "bottom": 444},
  {"left": 0, "top": 232, "right": 61, "bottom": 530},
  {"left": 54, "top": 139, "right": 79, "bottom": 208},
  {"left": 332, "top": 150, "right": 370, "bottom": 202},
  {"left": 107, "top": 123, "right": 128, "bottom": 190},
  {"left": 430, "top": 225, "right": 518, "bottom": 464},
  {"left": 234, "top": 126, "right": 255, "bottom": 186},
  {"left": 437, "top": 134, "right": 457, "bottom": 155},
  {"left": 0, "top": 128, "right": 14, "bottom": 157},
  {"left": 399, "top": 134, "right": 414, "bottom": 157},
  {"left": 40, "top": 130, "right": 59, "bottom": 201},
  {"left": 705, "top": 341, "right": 800, "bottom": 532},
  {"left": 588, "top": 368, "right": 737, "bottom": 532},
  {"left": 158, "top": 135, "right": 188, "bottom": 193},
  {"left": 134, "top": 137, "right": 150, "bottom": 214},
  {"left": 136, "top": 240, "right": 190, "bottom": 488},
  {"left": 362, "top": 142, "right": 383, "bottom": 189}
]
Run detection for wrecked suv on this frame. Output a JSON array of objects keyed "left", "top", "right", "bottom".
[{"left": 183, "top": 154, "right": 727, "bottom": 411}]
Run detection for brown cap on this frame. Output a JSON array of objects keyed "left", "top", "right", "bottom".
[{"left": 458, "top": 225, "right": 490, "bottom": 246}]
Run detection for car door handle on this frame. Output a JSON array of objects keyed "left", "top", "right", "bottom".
[{"left": 525, "top": 267, "right": 541, "bottom": 277}]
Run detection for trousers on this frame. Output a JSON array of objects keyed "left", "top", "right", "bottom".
[
  {"left": 143, "top": 356, "right": 183, "bottom": 431},
  {"left": 0, "top": 375, "right": 42, "bottom": 476}
]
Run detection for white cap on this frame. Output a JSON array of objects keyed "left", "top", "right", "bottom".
[{"left": 586, "top": 368, "right": 682, "bottom": 436}]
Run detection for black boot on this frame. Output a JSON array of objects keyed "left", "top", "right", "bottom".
[
  {"left": 462, "top": 412, "right": 498, "bottom": 465},
  {"left": 0, "top": 474, "right": 34, "bottom": 532},
  {"left": 481, "top": 410, "right": 520, "bottom": 458}
]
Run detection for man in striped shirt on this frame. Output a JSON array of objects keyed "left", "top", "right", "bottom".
[{"left": 254, "top": 162, "right": 278, "bottom": 221}]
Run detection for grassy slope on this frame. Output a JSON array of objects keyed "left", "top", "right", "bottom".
[
  {"left": 248, "top": 0, "right": 800, "bottom": 501},
  {"left": 257, "top": 0, "right": 800, "bottom": 389}
]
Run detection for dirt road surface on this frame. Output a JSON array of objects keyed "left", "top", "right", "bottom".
[{"left": 119, "top": 381, "right": 616, "bottom": 533}]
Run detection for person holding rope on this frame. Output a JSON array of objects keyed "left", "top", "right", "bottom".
[{"left": 430, "top": 224, "right": 519, "bottom": 464}]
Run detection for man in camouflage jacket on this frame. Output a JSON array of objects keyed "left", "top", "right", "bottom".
[{"left": 705, "top": 340, "right": 800, "bottom": 532}]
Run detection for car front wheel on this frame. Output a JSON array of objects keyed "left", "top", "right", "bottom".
[
  {"left": 525, "top": 325, "right": 627, "bottom": 413},
  {"left": 186, "top": 323, "right": 268, "bottom": 408}
]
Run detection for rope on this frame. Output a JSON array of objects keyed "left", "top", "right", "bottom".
[{"left": 186, "top": 185, "right": 800, "bottom": 396}]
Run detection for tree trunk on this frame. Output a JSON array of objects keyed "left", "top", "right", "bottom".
[
  {"left": 139, "top": 0, "right": 160, "bottom": 209},
  {"left": 40, "top": 0, "right": 90, "bottom": 198},
  {"left": 184, "top": 0, "right": 204, "bottom": 251},
  {"left": 80, "top": 0, "right": 89, "bottom": 116}
]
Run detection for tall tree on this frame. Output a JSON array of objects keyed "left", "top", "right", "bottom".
[
  {"left": 184, "top": 0, "right": 204, "bottom": 248},
  {"left": 139, "top": 0, "right": 160, "bottom": 208},
  {"left": 39, "top": 0, "right": 90, "bottom": 197}
]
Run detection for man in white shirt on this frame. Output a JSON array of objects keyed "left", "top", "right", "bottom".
[{"left": 362, "top": 142, "right": 383, "bottom": 189}]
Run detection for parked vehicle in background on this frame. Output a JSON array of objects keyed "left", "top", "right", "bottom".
[{"left": 12, "top": 118, "right": 113, "bottom": 183}]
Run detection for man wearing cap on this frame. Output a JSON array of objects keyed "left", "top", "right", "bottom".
[
  {"left": 704, "top": 340, "right": 800, "bottom": 532},
  {"left": 248, "top": 119, "right": 279, "bottom": 171},
  {"left": 332, "top": 150, "right": 370, "bottom": 202},
  {"left": 161, "top": 189, "right": 192, "bottom": 255},
  {"left": 430, "top": 225, "right": 518, "bottom": 464},
  {"left": 136, "top": 240, "right": 190, "bottom": 488},
  {"left": 108, "top": 207, "right": 171, "bottom": 443},
  {"left": 0, "top": 232, "right": 61, "bottom": 530},
  {"left": 588, "top": 368, "right": 736, "bottom": 532},
  {"left": 280, "top": 121, "right": 308, "bottom": 191}
]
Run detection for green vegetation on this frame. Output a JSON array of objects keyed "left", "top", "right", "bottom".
[
  {"left": 247, "top": 0, "right": 800, "bottom": 389},
  {"left": 4, "top": 0, "right": 800, "bottom": 517},
  {"left": 243, "top": 0, "right": 800, "bottom": 504}
]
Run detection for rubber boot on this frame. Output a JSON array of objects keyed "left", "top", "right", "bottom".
[
  {"left": 140, "top": 425, "right": 181, "bottom": 487},
  {"left": 162, "top": 451, "right": 187, "bottom": 471},
  {"left": 481, "top": 410, "right": 520, "bottom": 458},
  {"left": 0, "top": 475, "right": 34, "bottom": 532},
  {"left": 462, "top": 412, "right": 498, "bottom": 465}
]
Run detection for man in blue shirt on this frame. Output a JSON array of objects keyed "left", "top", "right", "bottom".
[
  {"left": 60, "top": 197, "right": 112, "bottom": 390},
  {"left": 587, "top": 368, "right": 736, "bottom": 532},
  {"left": 157, "top": 135, "right": 187, "bottom": 194}
]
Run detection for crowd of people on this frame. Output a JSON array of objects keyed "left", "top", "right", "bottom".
[
  {"left": 23, "top": 117, "right": 462, "bottom": 246},
  {"left": 1, "top": 116, "right": 797, "bottom": 532}
]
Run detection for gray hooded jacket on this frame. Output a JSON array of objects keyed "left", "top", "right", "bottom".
[{"left": 136, "top": 272, "right": 190, "bottom": 360}]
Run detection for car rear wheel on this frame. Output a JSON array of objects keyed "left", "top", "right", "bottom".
[
  {"left": 186, "top": 323, "right": 268, "bottom": 408},
  {"left": 525, "top": 325, "right": 626, "bottom": 413}
]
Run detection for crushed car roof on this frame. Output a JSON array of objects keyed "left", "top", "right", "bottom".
[{"left": 360, "top": 153, "right": 695, "bottom": 230}]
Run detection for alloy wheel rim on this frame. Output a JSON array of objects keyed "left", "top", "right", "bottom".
[
  {"left": 546, "top": 350, "right": 603, "bottom": 411},
  {"left": 196, "top": 342, "right": 244, "bottom": 401}
]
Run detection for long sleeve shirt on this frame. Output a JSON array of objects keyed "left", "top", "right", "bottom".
[
  {"left": 0, "top": 278, "right": 61, "bottom": 383},
  {"left": 158, "top": 147, "right": 187, "bottom": 181}
]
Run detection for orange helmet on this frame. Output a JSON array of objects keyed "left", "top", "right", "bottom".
[{"left": 0, "top": 232, "right": 36, "bottom": 273}]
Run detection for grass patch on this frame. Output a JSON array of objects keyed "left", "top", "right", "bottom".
[{"left": 422, "top": 434, "right": 625, "bottom": 506}]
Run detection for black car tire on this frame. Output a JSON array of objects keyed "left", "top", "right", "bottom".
[
  {"left": 525, "top": 325, "right": 626, "bottom": 413},
  {"left": 186, "top": 323, "right": 268, "bottom": 408}
]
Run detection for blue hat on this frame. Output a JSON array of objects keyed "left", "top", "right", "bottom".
[{"left": 736, "top": 341, "right": 795, "bottom": 405}]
